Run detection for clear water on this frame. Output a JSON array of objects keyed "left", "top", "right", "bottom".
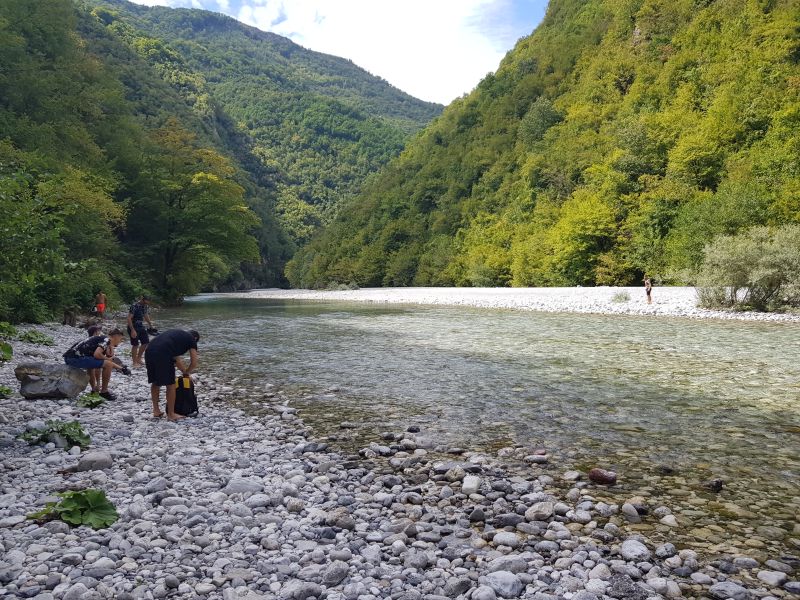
[{"left": 161, "top": 297, "right": 800, "bottom": 559}]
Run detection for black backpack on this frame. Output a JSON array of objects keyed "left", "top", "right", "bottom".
[{"left": 174, "top": 376, "right": 199, "bottom": 417}]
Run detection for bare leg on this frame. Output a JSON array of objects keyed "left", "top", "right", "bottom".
[
  {"left": 134, "top": 344, "right": 149, "bottom": 367},
  {"left": 100, "top": 362, "right": 113, "bottom": 392},
  {"left": 166, "top": 384, "right": 184, "bottom": 421},
  {"left": 89, "top": 369, "right": 99, "bottom": 392},
  {"left": 151, "top": 384, "right": 164, "bottom": 417}
]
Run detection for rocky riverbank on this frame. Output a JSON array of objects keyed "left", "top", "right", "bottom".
[
  {"left": 208, "top": 288, "right": 800, "bottom": 323},
  {"left": 0, "top": 324, "right": 797, "bottom": 600}
]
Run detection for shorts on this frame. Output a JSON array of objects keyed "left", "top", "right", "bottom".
[
  {"left": 65, "top": 356, "right": 104, "bottom": 370},
  {"left": 96, "top": 304, "right": 106, "bottom": 313},
  {"left": 145, "top": 350, "right": 175, "bottom": 386},
  {"left": 128, "top": 323, "right": 149, "bottom": 347}
]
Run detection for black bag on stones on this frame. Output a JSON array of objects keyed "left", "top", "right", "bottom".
[{"left": 174, "top": 376, "right": 199, "bottom": 417}]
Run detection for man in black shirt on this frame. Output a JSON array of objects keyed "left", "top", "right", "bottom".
[
  {"left": 63, "top": 328, "right": 126, "bottom": 400},
  {"left": 144, "top": 329, "right": 199, "bottom": 420},
  {"left": 127, "top": 296, "right": 154, "bottom": 367}
]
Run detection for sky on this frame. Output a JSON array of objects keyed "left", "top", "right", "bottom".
[{"left": 128, "top": 0, "right": 548, "bottom": 104}]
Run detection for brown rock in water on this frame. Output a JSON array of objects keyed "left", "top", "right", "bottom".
[{"left": 588, "top": 468, "right": 618, "bottom": 485}]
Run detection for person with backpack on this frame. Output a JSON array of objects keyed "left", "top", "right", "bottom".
[
  {"left": 144, "top": 329, "right": 199, "bottom": 420},
  {"left": 127, "top": 295, "right": 154, "bottom": 367},
  {"left": 63, "top": 328, "right": 126, "bottom": 400}
]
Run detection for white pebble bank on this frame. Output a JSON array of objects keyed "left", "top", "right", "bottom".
[{"left": 201, "top": 287, "right": 800, "bottom": 323}]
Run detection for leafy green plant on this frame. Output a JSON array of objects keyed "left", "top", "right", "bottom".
[
  {"left": 77, "top": 393, "right": 106, "bottom": 409},
  {"left": 696, "top": 225, "right": 800, "bottom": 312},
  {"left": 0, "top": 385, "right": 11, "bottom": 399},
  {"left": 0, "top": 322, "right": 17, "bottom": 339},
  {"left": 17, "top": 330, "right": 55, "bottom": 346},
  {"left": 325, "top": 281, "right": 359, "bottom": 291},
  {"left": 611, "top": 291, "right": 631, "bottom": 303},
  {"left": 29, "top": 489, "right": 118, "bottom": 529},
  {"left": 19, "top": 420, "right": 91, "bottom": 449},
  {"left": 0, "top": 342, "right": 11, "bottom": 362}
]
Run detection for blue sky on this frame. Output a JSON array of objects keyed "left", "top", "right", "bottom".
[{"left": 129, "top": 1, "right": 548, "bottom": 104}]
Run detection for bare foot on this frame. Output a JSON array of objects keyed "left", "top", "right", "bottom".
[
  {"left": 153, "top": 412, "right": 165, "bottom": 418},
  {"left": 167, "top": 414, "right": 185, "bottom": 421}
]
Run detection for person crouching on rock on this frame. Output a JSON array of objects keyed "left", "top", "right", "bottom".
[
  {"left": 63, "top": 328, "right": 126, "bottom": 400},
  {"left": 85, "top": 324, "right": 103, "bottom": 394},
  {"left": 144, "top": 329, "right": 199, "bottom": 421}
]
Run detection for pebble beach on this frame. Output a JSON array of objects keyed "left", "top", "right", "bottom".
[
  {"left": 0, "top": 323, "right": 798, "bottom": 600},
  {"left": 209, "top": 287, "right": 800, "bottom": 323}
]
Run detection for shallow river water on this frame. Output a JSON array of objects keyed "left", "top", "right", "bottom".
[{"left": 162, "top": 296, "right": 800, "bottom": 561}]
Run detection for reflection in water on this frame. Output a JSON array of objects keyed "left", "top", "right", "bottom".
[{"left": 161, "top": 297, "right": 800, "bottom": 557}]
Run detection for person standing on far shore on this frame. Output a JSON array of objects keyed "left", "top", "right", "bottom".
[
  {"left": 644, "top": 275, "right": 653, "bottom": 304},
  {"left": 95, "top": 291, "right": 107, "bottom": 318}
]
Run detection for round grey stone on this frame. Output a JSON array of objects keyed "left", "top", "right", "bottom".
[
  {"left": 620, "top": 539, "right": 651, "bottom": 562},
  {"left": 485, "top": 571, "right": 523, "bottom": 598}
]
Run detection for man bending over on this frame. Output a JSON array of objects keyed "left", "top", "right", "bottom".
[{"left": 144, "top": 329, "right": 199, "bottom": 420}]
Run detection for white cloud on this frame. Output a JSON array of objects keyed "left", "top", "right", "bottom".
[
  {"left": 238, "top": 0, "right": 512, "bottom": 104},
  {"left": 128, "top": 0, "right": 182, "bottom": 5},
  {"left": 129, "top": 1, "right": 545, "bottom": 104}
]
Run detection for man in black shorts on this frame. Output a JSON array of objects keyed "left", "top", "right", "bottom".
[
  {"left": 145, "top": 329, "right": 199, "bottom": 420},
  {"left": 644, "top": 275, "right": 653, "bottom": 304},
  {"left": 127, "top": 296, "right": 153, "bottom": 367}
]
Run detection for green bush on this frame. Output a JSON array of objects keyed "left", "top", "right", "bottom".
[
  {"left": 19, "top": 420, "right": 91, "bottom": 449},
  {"left": 17, "top": 330, "right": 55, "bottom": 346},
  {"left": 28, "top": 489, "right": 118, "bottom": 529},
  {"left": 324, "top": 281, "right": 359, "bottom": 291},
  {"left": 77, "top": 393, "right": 106, "bottom": 409},
  {"left": 611, "top": 291, "right": 631, "bottom": 303},
  {"left": 0, "top": 322, "right": 17, "bottom": 339},
  {"left": 696, "top": 225, "right": 800, "bottom": 312},
  {"left": 518, "top": 96, "right": 563, "bottom": 146},
  {"left": 0, "top": 385, "right": 12, "bottom": 399},
  {"left": 0, "top": 342, "right": 11, "bottom": 363}
]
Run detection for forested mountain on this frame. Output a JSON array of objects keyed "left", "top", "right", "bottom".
[
  {"left": 0, "top": 0, "right": 440, "bottom": 321},
  {"left": 288, "top": 0, "right": 800, "bottom": 288},
  {"left": 85, "top": 0, "right": 442, "bottom": 244}
]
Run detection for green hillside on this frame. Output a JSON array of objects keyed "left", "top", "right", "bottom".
[
  {"left": 0, "top": 0, "right": 286, "bottom": 319},
  {"left": 0, "top": 0, "right": 441, "bottom": 321},
  {"left": 288, "top": 0, "right": 800, "bottom": 288},
  {"left": 85, "top": 0, "right": 442, "bottom": 244}
]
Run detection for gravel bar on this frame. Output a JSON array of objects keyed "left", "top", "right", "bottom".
[{"left": 202, "top": 287, "right": 800, "bottom": 323}]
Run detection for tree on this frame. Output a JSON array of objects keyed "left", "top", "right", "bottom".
[
  {"left": 128, "top": 120, "right": 260, "bottom": 301},
  {"left": 0, "top": 144, "right": 65, "bottom": 321},
  {"left": 696, "top": 225, "right": 800, "bottom": 312}
]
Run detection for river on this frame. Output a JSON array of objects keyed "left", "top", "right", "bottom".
[{"left": 159, "top": 296, "right": 800, "bottom": 561}]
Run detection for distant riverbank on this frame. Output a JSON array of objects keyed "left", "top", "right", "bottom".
[{"left": 202, "top": 287, "right": 800, "bottom": 323}]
